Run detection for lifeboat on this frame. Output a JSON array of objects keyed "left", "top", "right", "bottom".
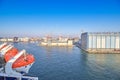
[
  {"left": 4, "top": 48, "right": 35, "bottom": 69},
  {"left": 12, "top": 54, "right": 35, "bottom": 68},
  {"left": 0, "top": 43, "right": 35, "bottom": 73},
  {"left": 4, "top": 48, "right": 35, "bottom": 73},
  {"left": 4, "top": 48, "right": 18, "bottom": 62},
  {"left": 0, "top": 43, "right": 38, "bottom": 79}
]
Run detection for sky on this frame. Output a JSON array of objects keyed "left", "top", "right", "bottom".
[{"left": 0, "top": 0, "right": 120, "bottom": 37}]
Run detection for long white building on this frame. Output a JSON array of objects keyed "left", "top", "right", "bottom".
[{"left": 81, "top": 32, "right": 120, "bottom": 53}]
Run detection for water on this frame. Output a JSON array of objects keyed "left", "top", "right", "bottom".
[{"left": 9, "top": 43, "right": 120, "bottom": 80}]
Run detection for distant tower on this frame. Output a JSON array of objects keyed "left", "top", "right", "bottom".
[
  {"left": 80, "top": 29, "right": 84, "bottom": 39},
  {"left": 13, "top": 37, "right": 19, "bottom": 42}
]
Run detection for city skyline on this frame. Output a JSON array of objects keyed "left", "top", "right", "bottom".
[{"left": 0, "top": 0, "right": 120, "bottom": 37}]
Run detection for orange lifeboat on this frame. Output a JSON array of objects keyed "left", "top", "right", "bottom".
[
  {"left": 4, "top": 48, "right": 18, "bottom": 62},
  {"left": 12, "top": 54, "right": 35, "bottom": 68}
]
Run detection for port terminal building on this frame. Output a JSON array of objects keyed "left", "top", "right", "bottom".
[{"left": 81, "top": 32, "right": 120, "bottom": 53}]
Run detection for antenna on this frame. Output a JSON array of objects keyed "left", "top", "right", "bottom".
[{"left": 81, "top": 29, "right": 84, "bottom": 33}]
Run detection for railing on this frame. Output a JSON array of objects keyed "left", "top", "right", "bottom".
[{"left": 0, "top": 73, "right": 38, "bottom": 80}]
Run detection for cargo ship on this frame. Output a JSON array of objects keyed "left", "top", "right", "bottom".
[{"left": 0, "top": 43, "right": 38, "bottom": 80}]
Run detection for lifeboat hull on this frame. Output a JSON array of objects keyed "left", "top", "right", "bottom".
[
  {"left": 12, "top": 54, "right": 35, "bottom": 68},
  {"left": 12, "top": 54, "right": 35, "bottom": 73},
  {"left": 13, "top": 63, "right": 34, "bottom": 74},
  {"left": 4, "top": 48, "right": 18, "bottom": 62}
]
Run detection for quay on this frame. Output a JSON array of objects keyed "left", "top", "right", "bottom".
[
  {"left": 40, "top": 36, "right": 74, "bottom": 47},
  {"left": 40, "top": 40, "right": 73, "bottom": 46}
]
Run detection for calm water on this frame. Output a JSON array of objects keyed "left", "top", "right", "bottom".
[{"left": 13, "top": 43, "right": 120, "bottom": 80}]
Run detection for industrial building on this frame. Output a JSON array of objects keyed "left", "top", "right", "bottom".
[
  {"left": 40, "top": 36, "right": 73, "bottom": 46},
  {"left": 81, "top": 32, "right": 120, "bottom": 53}
]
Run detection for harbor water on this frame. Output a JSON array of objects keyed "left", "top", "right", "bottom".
[{"left": 8, "top": 43, "right": 120, "bottom": 80}]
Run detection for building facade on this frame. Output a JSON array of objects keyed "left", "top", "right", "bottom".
[{"left": 81, "top": 32, "right": 120, "bottom": 53}]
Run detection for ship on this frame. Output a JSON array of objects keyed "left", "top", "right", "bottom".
[{"left": 0, "top": 43, "right": 38, "bottom": 80}]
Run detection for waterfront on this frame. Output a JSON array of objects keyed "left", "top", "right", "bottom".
[{"left": 11, "top": 43, "right": 120, "bottom": 80}]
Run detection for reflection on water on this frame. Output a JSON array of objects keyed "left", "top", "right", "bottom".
[
  {"left": 2, "top": 42, "right": 120, "bottom": 80},
  {"left": 87, "top": 53, "right": 120, "bottom": 67},
  {"left": 86, "top": 53, "right": 120, "bottom": 80},
  {"left": 44, "top": 46, "right": 73, "bottom": 52}
]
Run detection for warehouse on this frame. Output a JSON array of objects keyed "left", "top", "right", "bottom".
[{"left": 81, "top": 32, "right": 120, "bottom": 53}]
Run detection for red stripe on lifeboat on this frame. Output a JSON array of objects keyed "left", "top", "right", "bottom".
[
  {"left": 4, "top": 48, "right": 18, "bottom": 62},
  {"left": 12, "top": 54, "right": 35, "bottom": 68}
]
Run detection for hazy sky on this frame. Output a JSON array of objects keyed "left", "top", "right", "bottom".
[{"left": 0, "top": 0, "right": 120, "bottom": 37}]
